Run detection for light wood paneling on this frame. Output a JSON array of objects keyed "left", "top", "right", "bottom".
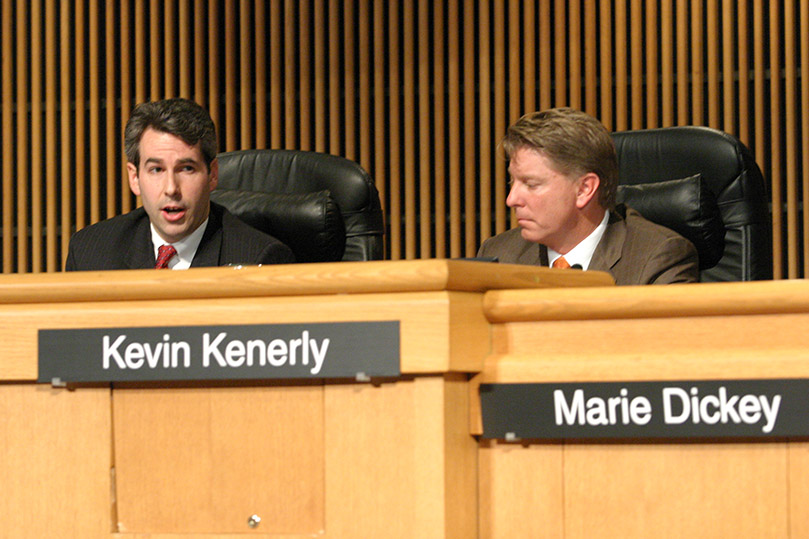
[
  {"left": 789, "top": 442, "right": 809, "bottom": 537},
  {"left": 478, "top": 441, "right": 564, "bottom": 538},
  {"left": 0, "top": 1, "right": 803, "bottom": 275},
  {"left": 562, "top": 443, "right": 788, "bottom": 538},
  {"left": 0, "top": 385, "right": 112, "bottom": 537},
  {"left": 0, "top": 261, "right": 609, "bottom": 380},
  {"left": 0, "top": 260, "right": 509, "bottom": 537},
  {"left": 324, "top": 375, "right": 477, "bottom": 538},
  {"left": 475, "top": 277, "right": 809, "bottom": 538},
  {"left": 113, "top": 385, "right": 324, "bottom": 533}
]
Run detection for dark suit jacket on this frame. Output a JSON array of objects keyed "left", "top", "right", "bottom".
[
  {"left": 477, "top": 205, "right": 698, "bottom": 285},
  {"left": 65, "top": 201, "right": 295, "bottom": 271}
]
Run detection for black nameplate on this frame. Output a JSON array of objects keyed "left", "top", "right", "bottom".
[
  {"left": 38, "top": 321, "right": 400, "bottom": 383},
  {"left": 480, "top": 379, "right": 809, "bottom": 440}
]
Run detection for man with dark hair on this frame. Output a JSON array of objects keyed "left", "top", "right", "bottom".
[
  {"left": 65, "top": 98, "right": 294, "bottom": 271},
  {"left": 478, "top": 107, "right": 697, "bottom": 285}
]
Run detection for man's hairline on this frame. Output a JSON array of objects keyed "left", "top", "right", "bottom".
[
  {"left": 129, "top": 128, "right": 215, "bottom": 173},
  {"left": 507, "top": 144, "right": 592, "bottom": 184}
]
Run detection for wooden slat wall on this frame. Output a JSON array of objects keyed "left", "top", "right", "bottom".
[{"left": 0, "top": 0, "right": 804, "bottom": 277}]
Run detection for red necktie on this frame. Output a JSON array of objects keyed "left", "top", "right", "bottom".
[
  {"left": 552, "top": 256, "right": 571, "bottom": 269},
  {"left": 155, "top": 244, "right": 177, "bottom": 269}
]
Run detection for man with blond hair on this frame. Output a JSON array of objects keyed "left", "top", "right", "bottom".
[{"left": 478, "top": 107, "right": 697, "bottom": 285}]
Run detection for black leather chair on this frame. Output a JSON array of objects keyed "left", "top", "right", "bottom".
[
  {"left": 611, "top": 126, "right": 772, "bottom": 281},
  {"left": 211, "top": 149, "right": 385, "bottom": 262}
]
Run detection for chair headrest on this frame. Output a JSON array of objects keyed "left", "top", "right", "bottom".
[
  {"left": 211, "top": 188, "right": 346, "bottom": 263},
  {"left": 216, "top": 149, "right": 385, "bottom": 261},
  {"left": 616, "top": 174, "right": 725, "bottom": 270}
]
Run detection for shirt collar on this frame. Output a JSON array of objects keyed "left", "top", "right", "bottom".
[
  {"left": 150, "top": 217, "right": 209, "bottom": 270},
  {"left": 547, "top": 210, "right": 610, "bottom": 270}
]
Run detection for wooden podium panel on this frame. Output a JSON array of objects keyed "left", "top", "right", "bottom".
[
  {"left": 562, "top": 443, "right": 788, "bottom": 537},
  {"left": 789, "top": 443, "right": 809, "bottom": 538},
  {"left": 0, "top": 384, "right": 112, "bottom": 537},
  {"left": 12, "top": 262, "right": 809, "bottom": 537},
  {"left": 0, "top": 260, "right": 610, "bottom": 538},
  {"left": 323, "top": 374, "right": 476, "bottom": 537},
  {"left": 475, "top": 280, "right": 809, "bottom": 538},
  {"left": 478, "top": 442, "right": 564, "bottom": 538},
  {"left": 113, "top": 384, "right": 324, "bottom": 534},
  {"left": 479, "top": 441, "right": 789, "bottom": 538},
  {"left": 0, "top": 260, "right": 611, "bottom": 382}
]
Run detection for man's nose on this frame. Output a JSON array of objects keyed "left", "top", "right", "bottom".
[
  {"left": 506, "top": 184, "right": 520, "bottom": 207},
  {"left": 164, "top": 173, "right": 180, "bottom": 196}
]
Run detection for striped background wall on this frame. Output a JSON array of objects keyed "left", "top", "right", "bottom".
[{"left": 0, "top": 0, "right": 804, "bottom": 278}]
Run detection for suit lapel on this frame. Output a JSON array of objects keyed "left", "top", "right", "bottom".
[
  {"left": 190, "top": 203, "right": 224, "bottom": 267},
  {"left": 589, "top": 209, "right": 625, "bottom": 272},
  {"left": 538, "top": 244, "right": 549, "bottom": 266},
  {"left": 124, "top": 211, "right": 156, "bottom": 269},
  {"left": 511, "top": 232, "right": 543, "bottom": 265}
]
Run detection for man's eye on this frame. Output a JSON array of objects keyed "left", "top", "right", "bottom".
[
  {"left": 147, "top": 166, "right": 163, "bottom": 174},
  {"left": 509, "top": 179, "right": 539, "bottom": 190}
]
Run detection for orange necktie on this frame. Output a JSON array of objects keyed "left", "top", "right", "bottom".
[{"left": 552, "top": 256, "right": 570, "bottom": 269}]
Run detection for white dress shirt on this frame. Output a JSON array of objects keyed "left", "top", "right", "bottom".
[
  {"left": 547, "top": 210, "right": 610, "bottom": 270},
  {"left": 149, "top": 218, "right": 209, "bottom": 270}
]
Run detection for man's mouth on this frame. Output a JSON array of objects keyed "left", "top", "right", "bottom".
[{"left": 162, "top": 206, "right": 186, "bottom": 222}]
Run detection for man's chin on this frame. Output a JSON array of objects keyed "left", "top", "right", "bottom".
[
  {"left": 518, "top": 227, "right": 544, "bottom": 244},
  {"left": 156, "top": 224, "right": 189, "bottom": 244}
]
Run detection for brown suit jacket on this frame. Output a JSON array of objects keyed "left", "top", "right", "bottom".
[{"left": 477, "top": 205, "right": 698, "bottom": 285}]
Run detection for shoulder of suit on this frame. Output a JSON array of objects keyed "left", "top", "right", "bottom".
[
  {"left": 216, "top": 202, "right": 286, "bottom": 245},
  {"left": 618, "top": 204, "right": 691, "bottom": 243},
  {"left": 479, "top": 227, "right": 536, "bottom": 263},
  {"left": 214, "top": 202, "right": 295, "bottom": 264},
  {"left": 69, "top": 207, "right": 148, "bottom": 241},
  {"left": 482, "top": 227, "right": 525, "bottom": 247}
]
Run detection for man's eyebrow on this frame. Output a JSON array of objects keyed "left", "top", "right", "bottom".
[
  {"left": 176, "top": 157, "right": 203, "bottom": 166},
  {"left": 142, "top": 157, "right": 202, "bottom": 167}
]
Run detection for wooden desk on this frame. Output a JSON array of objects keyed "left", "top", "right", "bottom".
[
  {"left": 0, "top": 260, "right": 610, "bottom": 538},
  {"left": 18, "top": 264, "right": 804, "bottom": 537},
  {"left": 475, "top": 280, "right": 809, "bottom": 538}
]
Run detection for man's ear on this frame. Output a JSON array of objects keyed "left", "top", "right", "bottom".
[
  {"left": 575, "top": 172, "right": 600, "bottom": 209},
  {"left": 127, "top": 162, "right": 141, "bottom": 196},
  {"left": 208, "top": 158, "right": 219, "bottom": 191}
]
